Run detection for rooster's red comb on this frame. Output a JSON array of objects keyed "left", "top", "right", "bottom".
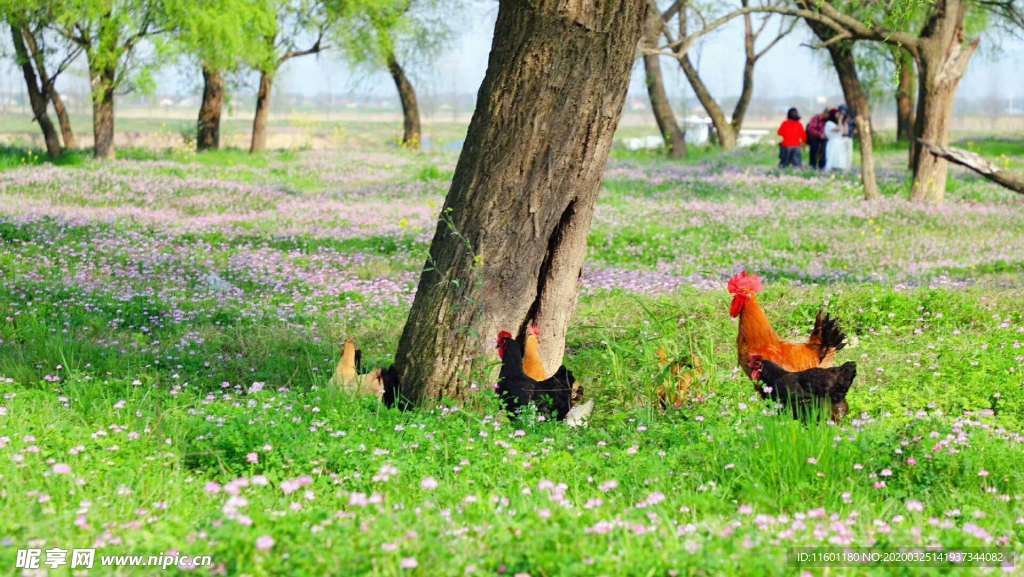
[
  {"left": 496, "top": 330, "right": 513, "bottom": 347},
  {"left": 727, "top": 271, "right": 763, "bottom": 296}
]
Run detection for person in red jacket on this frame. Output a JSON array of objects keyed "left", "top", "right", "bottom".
[{"left": 777, "top": 107, "right": 806, "bottom": 168}]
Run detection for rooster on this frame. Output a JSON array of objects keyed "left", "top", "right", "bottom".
[
  {"left": 757, "top": 360, "right": 857, "bottom": 422},
  {"left": 496, "top": 330, "right": 589, "bottom": 423},
  {"left": 728, "top": 271, "right": 846, "bottom": 380},
  {"left": 521, "top": 323, "right": 585, "bottom": 405},
  {"left": 330, "top": 338, "right": 384, "bottom": 399},
  {"left": 522, "top": 324, "right": 547, "bottom": 381}
]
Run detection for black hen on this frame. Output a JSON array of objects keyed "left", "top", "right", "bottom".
[
  {"left": 757, "top": 360, "right": 856, "bottom": 422},
  {"left": 497, "top": 332, "right": 575, "bottom": 420}
]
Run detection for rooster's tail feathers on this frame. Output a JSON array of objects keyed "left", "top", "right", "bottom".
[{"left": 811, "top": 307, "right": 846, "bottom": 359}]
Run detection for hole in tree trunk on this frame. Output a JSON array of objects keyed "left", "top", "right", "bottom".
[{"left": 518, "top": 198, "right": 578, "bottom": 343}]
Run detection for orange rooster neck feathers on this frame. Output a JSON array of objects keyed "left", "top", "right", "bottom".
[{"left": 522, "top": 324, "right": 547, "bottom": 381}]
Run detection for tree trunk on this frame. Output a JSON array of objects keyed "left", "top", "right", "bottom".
[
  {"left": 805, "top": 19, "right": 879, "bottom": 200},
  {"left": 729, "top": 9, "right": 757, "bottom": 138},
  {"left": 9, "top": 24, "right": 62, "bottom": 159},
  {"left": 250, "top": 71, "right": 274, "bottom": 153},
  {"left": 910, "top": 36, "right": 977, "bottom": 202},
  {"left": 679, "top": 54, "right": 736, "bottom": 149},
  {"left": 906, "top": 0, "right": 978, "bottom": 204},
  {"left": 21, "top": 26, "right": 76, "bottom": 150},
  {"left": 386, "top": 53, "right": 422, "bottom": 150},
  {"left": 391, "top": 0, "right": 648, "bottom": 405},
  {"left": 197, "top": 65, "right": 225, "bottom": 151},
  {"left": 89, "top": 64, "right": 117, "bottom": 160},
  {"left": 895, "top": 47, "right": 916, "bottom": 144},
  {"left": 50, "top": 90, "right": 76, "bottom": 150},
  {"left": 642, "top": 2, "right": 685, "bottom": 158}
]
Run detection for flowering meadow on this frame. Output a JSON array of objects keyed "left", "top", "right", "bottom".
[{"left": 0, "top": 135, "right": 1023, "bottom": 576}]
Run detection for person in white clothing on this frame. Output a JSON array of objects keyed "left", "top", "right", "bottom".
[{"left": 824, "top": 108, "right": 853, "bottom": 172}]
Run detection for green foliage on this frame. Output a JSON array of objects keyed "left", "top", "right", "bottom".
[
  {"left": 47, "top": 0, "right": 171, "bottom": 96},
  {"left": 333, "top": 0, "right": 458, "bottom": 71},
  {"left": 163, "top": 0, "right": 275, "bottom": 72}
]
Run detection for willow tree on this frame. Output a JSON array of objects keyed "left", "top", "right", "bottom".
[
  {"left": 248, "top": 0, "right": 332, "bottom": 153},
  {"left": 166, "top": 0, "right": 273, "bottom": 151},
  {"left": 51, "top": 0, "right": 170, "bottom": 159},
  {"left": 390, "top": 0, "right": 648, "bottom": 404},
  {"left": 335, "top": 0, "right": 456, "bottom": 150}
]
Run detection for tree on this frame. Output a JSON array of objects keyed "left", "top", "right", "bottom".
[
  {"left": 389, "top": 0, "right": 648, "bottom": 405},
  {"left": 336, "top": 0, "right": 455, "bottom": 150},
  {"left": 7, "top": 19, "right": 62, "bottom": 158},
  {"left": 803, "top": 18, "right": 880, "bottom": 199},
  {"left": 2, "top": 0, "right": 81, "bottom": 155},
  {"left": 248, "top": 0, "right": 332, "bottom": 153},
  {"left": 892, "top": 46, "right": 915, "bottom": 143},
  {"left": 659, "top": 0, "right": 796, "bottom": 149},
  {"left": 22, "top": 26, "right": 79, "bottom": 150},
  {"left": 790, "top": 0, "right": 1024, "bottom": 203},
  {"left": 641, "top": 0, "right": 686, "bottom": 158},
  {"left": 51, "top": 0, "right": 169, "bottom": 159},
  {"left": 166, "top": 0, "right": 273, "bottom": 151}
]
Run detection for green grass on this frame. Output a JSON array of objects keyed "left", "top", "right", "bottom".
[{"left": 0, "top": 124, "right": 1022, "bottom": 576}]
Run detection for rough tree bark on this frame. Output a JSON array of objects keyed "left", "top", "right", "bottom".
[
  {"left": 391, "top": 0, "right": 648, "bottom": 405},
  {"left": 642, "top": 1, "right": 686, "bottom": 158},
  {"left": 386, "top": 53, "right": 422, "bottom": 150},
  {"left": 920, "top": 140, "right": 1024, "bottom": 194},
  {"left": 21, "top": 26, "right": 76, "bottom": 150},
  {"left": 909, "top": 1, "right": 978, "bottom": 204},
  {"left": 895, "top": 47, "right": 916, "bottom": 144},
  {"left": 9, "top": 23, "right": 62, "bottom": 159},
  {"left": 197, "top": 64, "right": 225, "bottom": 151},
  {"left": 49, "top": 88, "right": 76, "bottom": 150},
  {"left": 249, "top": 71, "right": 274, "bottom": 153},
  {"left": 88, "top": 62, "right": 117, "bottom": 159},
  {"left": 248, "top": 38, "right": 322, "bottom": 154},
  {"left": 804, "top": 19, "right": 879, "bottom": 200}
]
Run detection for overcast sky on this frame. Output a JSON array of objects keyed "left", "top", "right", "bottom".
[
  {"left": 2, "top": 2, "right": 1021, "bottom": 107},
  {"left": 275, "top": 2, "right": 1023, "bottom": 105}
]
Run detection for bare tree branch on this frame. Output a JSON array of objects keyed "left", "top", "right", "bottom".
[
  {"left": 649, "top": 3, "right": 850, "bottom": 57},
  {"left": 279, "top": 31, "right": 326, "bottom": 63},
  {"left": 919, "top": 140, "right": 1024, "bottom": 195},
  {"left": 754, "top": 12, "right": 798, "bottom": 61}
]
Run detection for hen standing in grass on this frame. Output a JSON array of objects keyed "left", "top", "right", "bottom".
[
  {"left": 728, "top": 271, "right": 847, "bottom": 380},
  {"left": 496, "top": 330, "right": 591, "bottom": 424},
  {"left": 757, "top": 360, "right": 857, "bottom": 422},
  {"left": 330, "top": 338, "right": 384, "bottom": 399}
]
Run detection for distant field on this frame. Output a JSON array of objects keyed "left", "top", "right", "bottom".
[
  {"left": 1, "top": 109, "right": 1023, "bottom": 152},
  {"left": 0, "top": 119, "right": 1022, "bottom": 575}
]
